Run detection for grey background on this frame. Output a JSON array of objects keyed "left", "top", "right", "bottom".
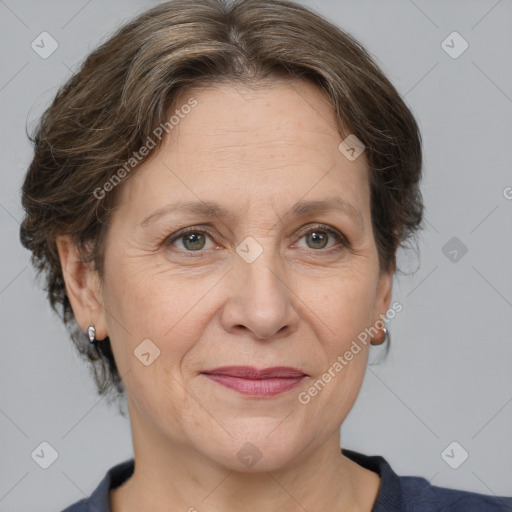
[{"left": 1, "top": 0, "right": 511, "bottom": 510}]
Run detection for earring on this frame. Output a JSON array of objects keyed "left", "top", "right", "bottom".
[
  {"left": 87, "top": 324, "right": 96, "bottom": 343},
  {"left": 371, "top": 326, "right": 388, "bottom": 346}
]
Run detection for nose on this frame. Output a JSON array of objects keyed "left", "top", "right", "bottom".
[{"left": 220, "top": 248, "right": 300, "bottom": 341}]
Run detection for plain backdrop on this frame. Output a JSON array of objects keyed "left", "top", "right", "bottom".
[{"left": 0, "top": 0, "right": 511, "bottom": 510}]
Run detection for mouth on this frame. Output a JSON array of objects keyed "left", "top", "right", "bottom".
[{"left": 200, "top": 366, "right": 308, "bottom": 397}]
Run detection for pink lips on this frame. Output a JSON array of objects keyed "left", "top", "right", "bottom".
[{"left": 201, "top": 366, "right": 307, "bottom": 397}]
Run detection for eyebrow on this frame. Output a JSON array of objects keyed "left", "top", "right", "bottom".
[{"left": 140, "top": 197, "right": 363, "bottom": 228}]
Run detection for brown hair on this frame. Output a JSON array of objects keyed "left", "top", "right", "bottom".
[{"left": 20, "top": 0, "right": 424, "bottom": 404}]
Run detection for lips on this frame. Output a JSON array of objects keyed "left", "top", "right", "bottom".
[
  {"left": 201, "top": 366, "right": 308, "bottom": 397},
  {"left": 202, "top": 366, "right": 307, "bottom": 379}
]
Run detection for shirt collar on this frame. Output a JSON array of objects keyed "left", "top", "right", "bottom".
[{"left": 342, "top": 448, "right": 405, "bottom": 511}]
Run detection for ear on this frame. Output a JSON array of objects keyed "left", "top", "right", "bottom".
[
  {"left": 56, "top": 235, "right": 108, "bottom": 340},
  {"left": 372, "top": 266, "right": 394, "bottom": 344}
]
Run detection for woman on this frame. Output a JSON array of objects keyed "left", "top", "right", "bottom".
[{"left": 19, "top": 0, "right": 511, "bottom": 511}]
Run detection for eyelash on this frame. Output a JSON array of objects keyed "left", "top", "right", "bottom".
[{"left": 164, "top": 224, "right": 349, "bottom": 257}]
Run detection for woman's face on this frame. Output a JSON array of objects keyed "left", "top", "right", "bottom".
[{"left": 89, "top": 79, "right": 393, "bottom": 471}]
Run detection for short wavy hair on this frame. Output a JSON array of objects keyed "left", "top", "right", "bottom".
[{"left": 20, "top": 0, "right": 424, "bottom": 404}]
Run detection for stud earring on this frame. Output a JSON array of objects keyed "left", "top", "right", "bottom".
[
  {"left": 371, "top": 326, "right": 388, "bottom": 346},
  {"left": 87, "top": 324, "right": 96, "bottom": 343}
]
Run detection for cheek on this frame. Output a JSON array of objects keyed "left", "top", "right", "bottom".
[
  {"left": 101, "top": 260, "right": 218, "bottom": 370},
  {"left": 302, "top": 269, "right": 377, "bottom": 341},
  {"left": 101, "top": 263, "right": 211, "bottom": 432},
  {"left": 300, "top": 271, "right": 375, "bottom": 398}
]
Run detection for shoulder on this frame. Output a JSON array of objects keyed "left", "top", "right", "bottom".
[
  {"left": 59, "top": 458, "right": 135, "bottom": 512},
  {"left": 341, "top": 448, "right": 511, "bottom": 512},
  {"left": 60, "top": 499, "right": 89, "bottom": 512},
  {"left": 399, "top": 475, "right": 512, "bottom": 511}
]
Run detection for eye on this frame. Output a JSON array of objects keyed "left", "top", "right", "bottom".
[
  {"left": 294, "top": 224, "right": 347, "bottom": 251},
  {"left": 166, "top": 227, "right": 216, "bottom": 252}
]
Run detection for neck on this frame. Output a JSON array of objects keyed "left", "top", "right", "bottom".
[{"left": 110, "top": 399, "right": 380, "bottom": 512}]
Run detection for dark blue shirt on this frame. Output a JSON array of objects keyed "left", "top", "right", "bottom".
[{"left": 61, "top": 448, "right": 512, "bottom": 511}]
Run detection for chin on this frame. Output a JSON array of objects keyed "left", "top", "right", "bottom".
[
  {"left": 214, "top": 446, "right": 300, "bottom": 474},
  {"left": 198, "top": 423, "right": 306, "bottom": 473}
]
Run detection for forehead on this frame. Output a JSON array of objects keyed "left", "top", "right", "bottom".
[
  {"left": 170, "top": 79, "right": 354, "bottom": 158},
  {"left": 117, "top": 79, "right": 370, "bottom": 222}
]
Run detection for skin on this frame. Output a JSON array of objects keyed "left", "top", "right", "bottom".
[{"left": 57, "top": 78, "right": 394, "bottom": 512}]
